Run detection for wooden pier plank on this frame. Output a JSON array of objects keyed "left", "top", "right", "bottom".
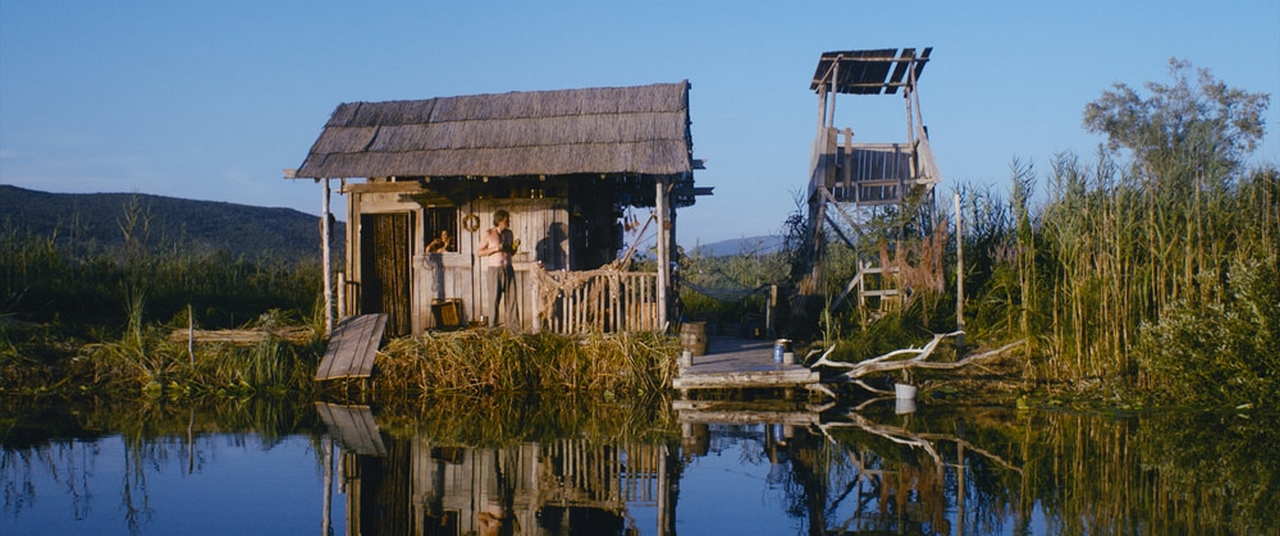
[
  {"left": 672, "top": 336, "right": 819, "bottom": 390},
  {"left": 315, "top": 313, "right": 387, "bottom": 380}
]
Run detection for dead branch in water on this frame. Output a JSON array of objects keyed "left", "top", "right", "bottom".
[
  {"left": 814, "top": 410, "right": 1023, "bottom": 476},
  {"left": 810, "top": 333, "right": 1026, "bottom": 384}
]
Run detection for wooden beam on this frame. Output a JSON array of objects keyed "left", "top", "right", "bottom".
[
  {"left": 820, "top": 54, "right": 931, "bottom": 62},
  {"left": 824, "top": 213, "right": 856, "bottom": 250},
  {"left": 819, "top": 186, "right": 862, "bottom": 233},
  {"left": 340, "top": 181, "right": 427, "bottom": 194}
]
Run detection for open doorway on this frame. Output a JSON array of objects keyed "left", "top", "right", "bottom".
[{"left": 360, "top": 212, "right": 414, "bottom": 336}]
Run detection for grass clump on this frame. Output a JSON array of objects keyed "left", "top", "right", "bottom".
[{"left": 376, "top": 329, "right": 679, "bottom": 396}]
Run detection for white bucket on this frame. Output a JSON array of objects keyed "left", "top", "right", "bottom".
[
  {"left": 894, "top": 383, "right": 917, "bottom": 400},
  {"left": 895, "top": 397, "right": 917, "bottom": 414}
]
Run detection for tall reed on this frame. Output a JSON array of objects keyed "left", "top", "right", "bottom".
[{"left": 958, "top": 156, "right": 1279, "bottom": 392}]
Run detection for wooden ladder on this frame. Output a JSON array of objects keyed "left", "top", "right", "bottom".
[{"left": 855, "top": 259, "right": 901, "bottom": 322}]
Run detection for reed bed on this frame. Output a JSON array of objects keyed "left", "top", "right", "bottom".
[
  {"left": 375, "top": 329, "right": 679, "bottom": 396},
  {"left": 0, "top": 220, "right": 320, "bottom": 331},
  {"left": 967, "top": 158, "right": 1280, "bottom": 397}
]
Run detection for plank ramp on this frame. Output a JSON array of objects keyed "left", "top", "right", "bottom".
[
  {"left": 314, "top": 402, "right": 386, "bottom": 457},
  {"left": 672, "top": 336, "right": 820, "bottom": 390},
  {"left": 314, "top": 313, "right": 387, "bottom": 381}
]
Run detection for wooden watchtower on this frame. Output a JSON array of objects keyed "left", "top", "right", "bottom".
[{"left": 801, "top": 48, "right": 943, "bottom": 312}]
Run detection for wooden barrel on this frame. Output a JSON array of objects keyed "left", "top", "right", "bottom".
[{"left": 679, "top": 321, "right": 708, "bottom": 356}]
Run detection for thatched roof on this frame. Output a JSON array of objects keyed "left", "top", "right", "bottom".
[{"left": 295, "top": 82, "right": 692, "bottom": 179}]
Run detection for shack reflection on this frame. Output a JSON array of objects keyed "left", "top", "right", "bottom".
[{"left": 340, "top": 436, "right": 678, "bottom": 536}]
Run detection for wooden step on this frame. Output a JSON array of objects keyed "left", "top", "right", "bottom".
[{"left": 860, "top": 289, "right": 900, "bottom": 297}]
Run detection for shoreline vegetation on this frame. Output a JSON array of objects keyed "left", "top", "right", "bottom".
[{"left": 3, "top": 59, "right": 1277, "bottom": 410}]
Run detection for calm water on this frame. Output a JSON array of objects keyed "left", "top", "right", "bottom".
[{"left": 2, "top": 399, "right": 1275, "bottom": 535}]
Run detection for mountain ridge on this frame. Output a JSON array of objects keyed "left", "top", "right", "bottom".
[{"left": 0, "top": 185, "right": 338, "bottom": 261}]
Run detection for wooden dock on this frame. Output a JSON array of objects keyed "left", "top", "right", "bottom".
[
  {"left": 672, "top": 336, "right": 820, "bottom": 390},
  {"left": 314, "top": 313, "right": 387, "bottom": 381}
]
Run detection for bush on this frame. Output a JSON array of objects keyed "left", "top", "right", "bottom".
[{"left": 1136, "top": 257, "right": 1280, "bottom": 407}]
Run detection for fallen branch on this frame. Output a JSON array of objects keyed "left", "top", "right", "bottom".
[{"left": 811, "top": 334, "right": 1026, "bottom": 385}]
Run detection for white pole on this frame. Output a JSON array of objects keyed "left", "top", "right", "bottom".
[
  {"left": 656, "top": 178, "right": 669, "bottom": 330},
  {"left": 322, "top": 437, "right": 333, "bottom": 536},
  {"left": 322, "top": 179, "right": 333, "bottom": 335}
]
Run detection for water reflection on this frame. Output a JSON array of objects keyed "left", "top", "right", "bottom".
[
  {"left": 3, "top": 399, "right": 1277, "bottom": 534},
  {"left": 340, "top": 436, "right": 675, "bottom": 535}
]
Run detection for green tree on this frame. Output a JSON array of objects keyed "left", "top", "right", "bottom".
[{"left": 1083, "top": 58, "right": 1269, "bottom": 179}]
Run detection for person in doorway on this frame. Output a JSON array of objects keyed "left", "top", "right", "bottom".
[{"left": 476, "top": 210, "right": 518, "bottom": 327}]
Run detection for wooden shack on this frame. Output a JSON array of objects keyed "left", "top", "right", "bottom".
[{"left": 289, "top": 82, "right": 706, "bottom": 336}]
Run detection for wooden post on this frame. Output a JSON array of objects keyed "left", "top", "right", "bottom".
[
  {"left": 766, "top": 284, "right": 778, "bottom": 337},
  {"left": 656, "top": 178, "right": 669, "bottom": 330},
  {"left": 336, "top": 271, "right": 347, "bottom": 321},
  {"left": 905, "top": 82, "right": 915, "bottom": 148},
  {"left": 911, "top": 64, "right": 925, "bottom": 137},
  {"left": 816, "top": 86, "right": 828, "bottom": 138},
  {"left": 187, "top": 303, "right": 194, "bottom": 365},
  {"left": 955, "top": 193, "right": 965, "bottom": 332},
  {"left": 656, "top": 445, "right": 669, "bottom": 536},
  {"left": 828, "top": 57, "right": 839, "bottom": 128},
  {"left": 322, "top": 179, "right": 334, "bottom": 335},
  {"left": 957, "top": 442, "right": 966, "bottom": 536}
]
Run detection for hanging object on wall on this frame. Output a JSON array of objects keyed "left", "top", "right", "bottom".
[{"left": 462, "top": 213, "right": 481, "bottom": 232}]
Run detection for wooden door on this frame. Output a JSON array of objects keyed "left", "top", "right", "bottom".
[{"left": 360, "top": 212, "right": 414, "bottom": 336}]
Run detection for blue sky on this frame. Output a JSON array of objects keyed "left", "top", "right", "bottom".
[{"left": 2, "top": 0, "right": 1277, "bottom": 246}]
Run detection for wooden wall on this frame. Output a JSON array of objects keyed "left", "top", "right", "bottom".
[{"left": 346, "top": 187, "right": 570, "bottom": 334}]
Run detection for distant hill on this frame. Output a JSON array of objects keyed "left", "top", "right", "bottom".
[
  {"left": 0, "top": 185, "right": 340, "bottom": 261},
  {"left": 690, "top": 235, "right": 785, "bottom": 257}
]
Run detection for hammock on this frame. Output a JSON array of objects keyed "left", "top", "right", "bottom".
[{"left": 682, "top": 280, "right": 769, "bottom": 302}]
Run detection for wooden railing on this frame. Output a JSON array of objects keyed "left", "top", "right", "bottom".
[
  {"left": 535, "top": 269, "right": 661, "bottom": 334},
  {"left": 809, "top": 127, "right": 941, "bottom": 205}
]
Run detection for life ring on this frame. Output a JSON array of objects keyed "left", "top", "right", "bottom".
[{"left": 462, "top": 213, "right": 481, "bottom": 232}]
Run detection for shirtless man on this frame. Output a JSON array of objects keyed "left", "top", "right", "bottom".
[{"left": 475, "top": 210, "right": 516, "bottom": 327}]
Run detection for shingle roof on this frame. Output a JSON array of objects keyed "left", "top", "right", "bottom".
[{"left": 295, "top": 82, "right": 692, "bottom": 178}]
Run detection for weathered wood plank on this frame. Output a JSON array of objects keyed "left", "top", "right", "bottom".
[
  {"left": 167, "top": 327, "right": 312, "bottom": 346},
  {"left": 315, "top": 313, "right": 387, "bottom": 380}
]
